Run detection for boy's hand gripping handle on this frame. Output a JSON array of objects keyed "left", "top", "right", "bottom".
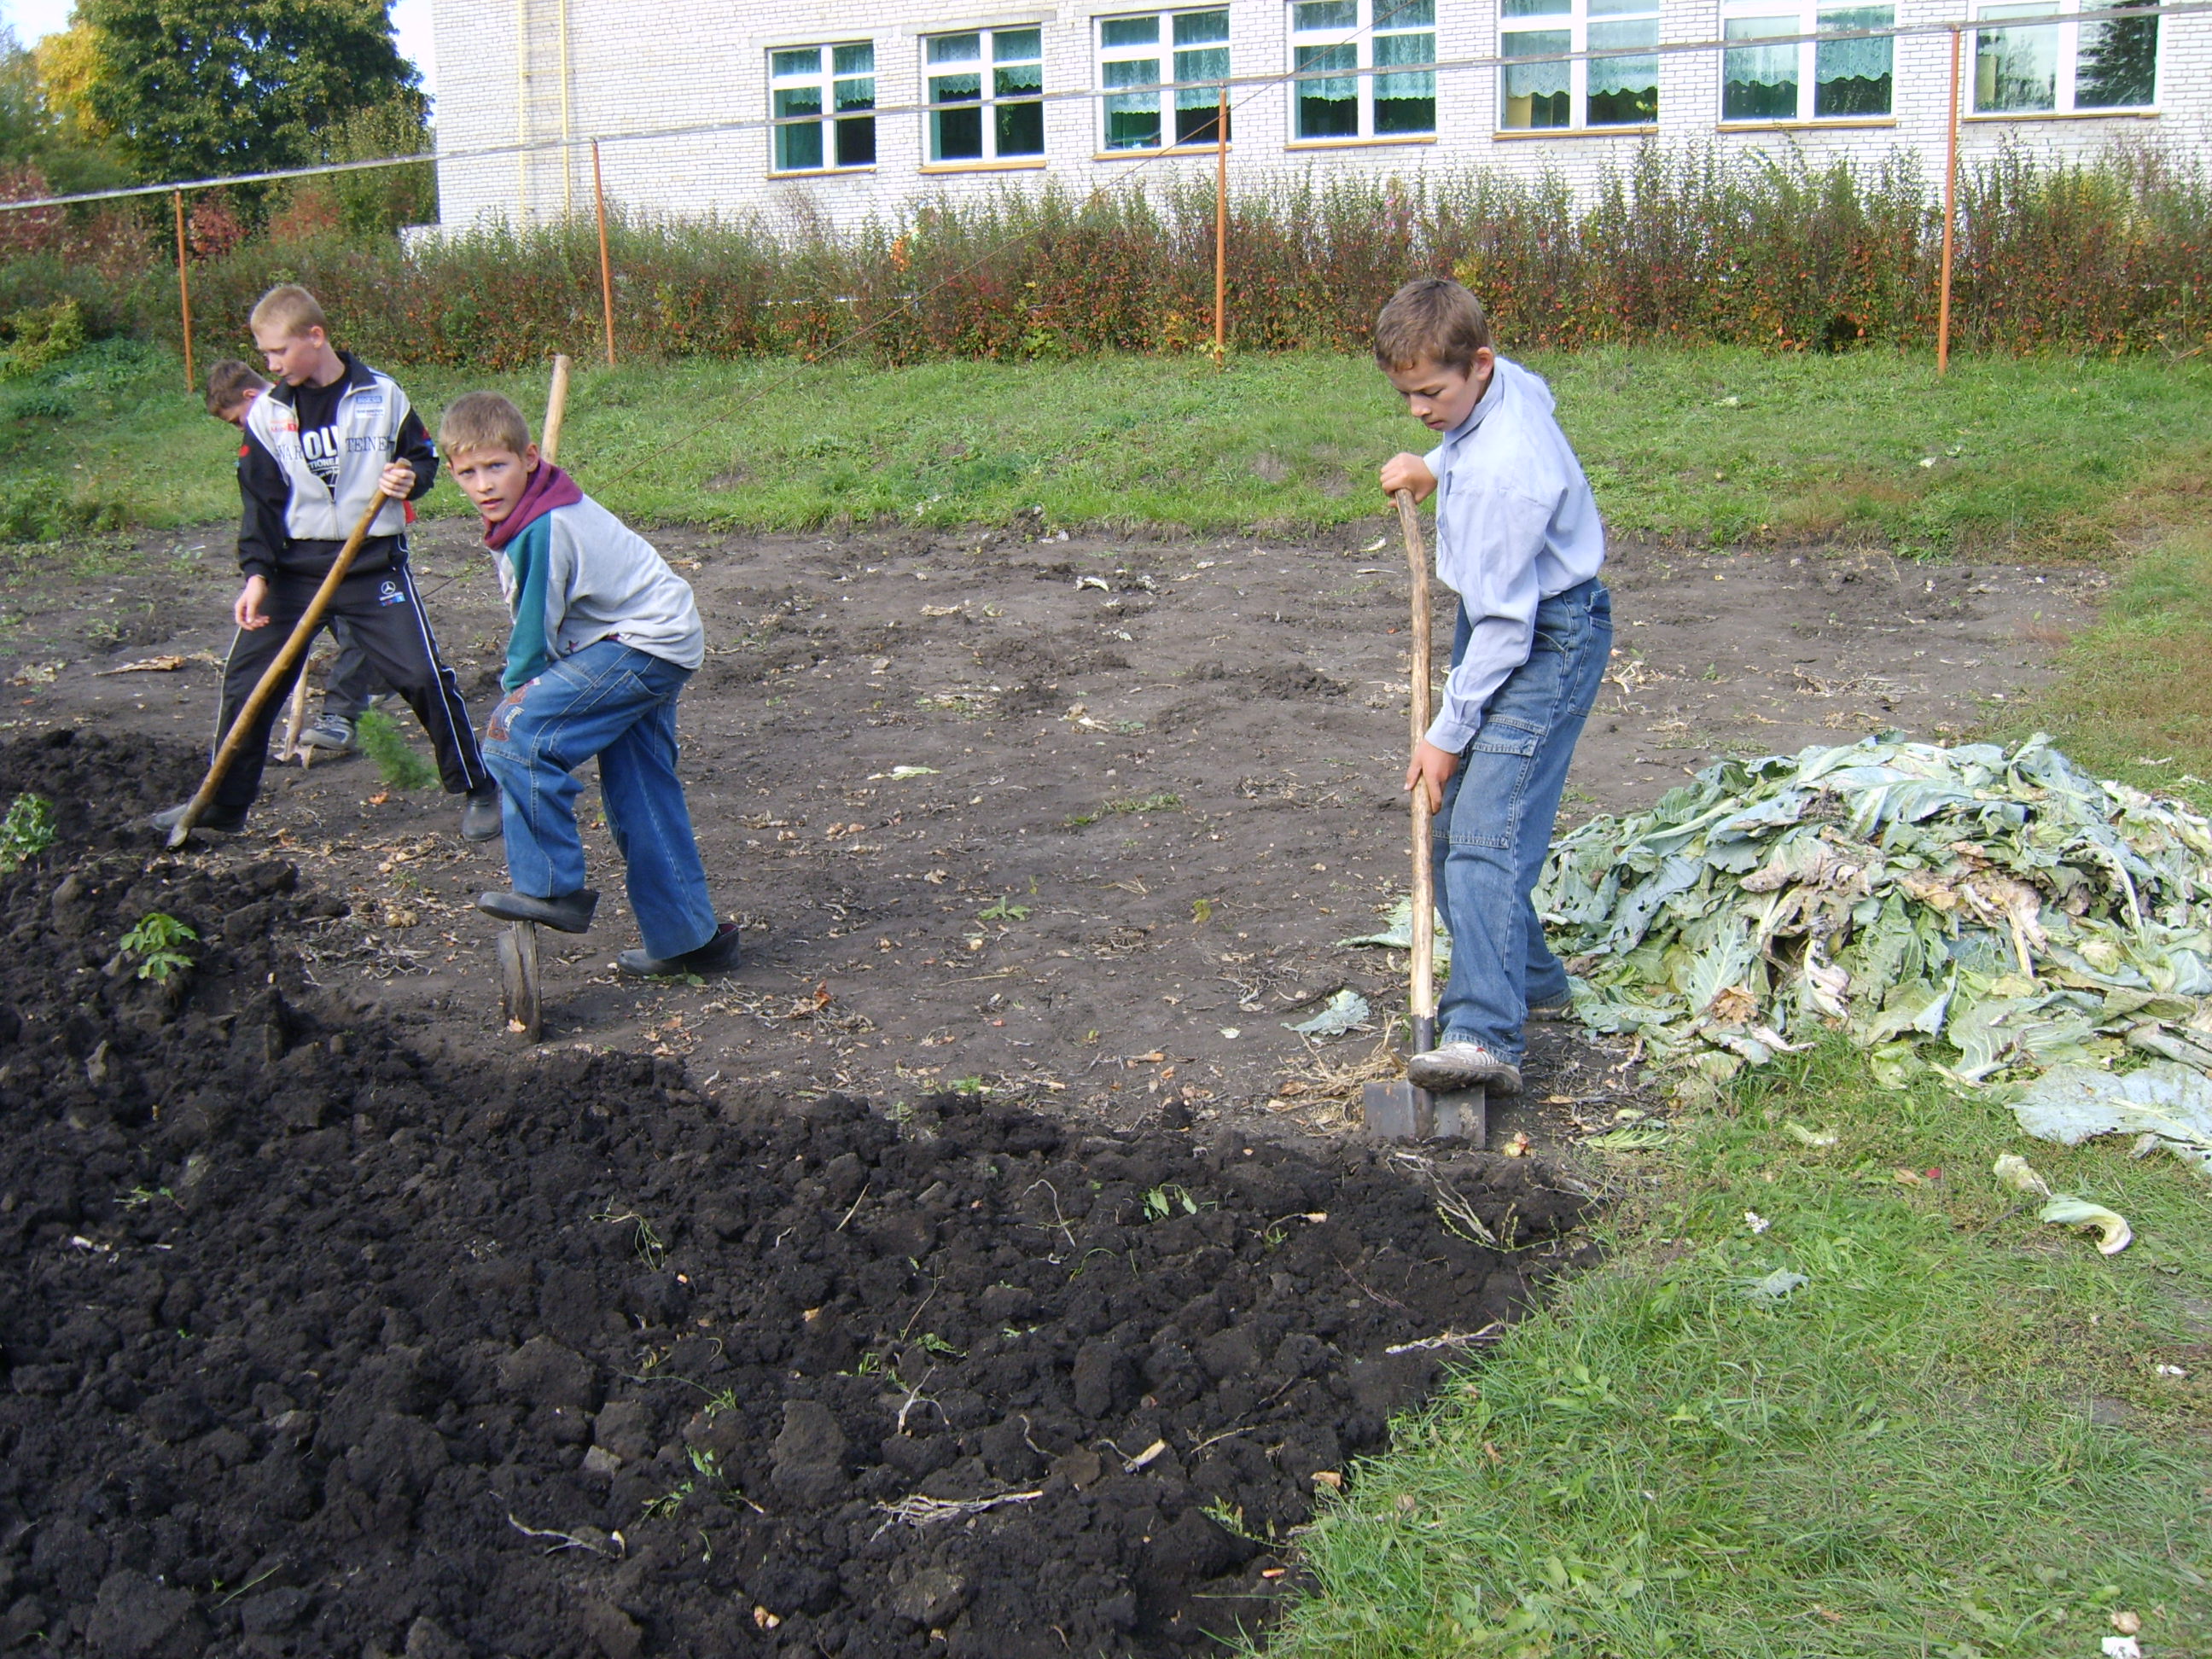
[{"left": 1395, "top": 487, "right": 1436, "bottom": 1051}]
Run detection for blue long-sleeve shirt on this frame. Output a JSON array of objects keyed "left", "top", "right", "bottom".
[{"left": 1422, "top": 354, "right": 1606, "bottom": 754}]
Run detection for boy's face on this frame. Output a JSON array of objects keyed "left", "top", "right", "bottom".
[
  {"left": 450, "top": 444, "right": 540, "bottom": 525},
  {"left": 1384, "top": 350, "right": 1495, "bottom": 434},
  {"left": 253, "top": 323, "right": 329, "bottom": 387}
]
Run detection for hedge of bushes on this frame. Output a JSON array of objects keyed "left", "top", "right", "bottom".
[{"left": 2, "top": 143, "right": 2206, "bottom": 371}]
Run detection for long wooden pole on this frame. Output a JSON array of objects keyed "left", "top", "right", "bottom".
[
  {"left": 166, "top": 495, "right": 387, "bottom": 846},
  {"left": 1937, "top": 26, "right": 1961, "bottom": 376},
  {"left": 1394, "top": 487, "right": 1435, "bottom": 1052},
  {"left": 172, "top": 190, "right": 195, "bottom": 392},
  {"left": 1212, "top": 83, "right": 1228, "bottom": 369},
  {"left": 542, "top": 353, "right": 573, "bottom": 463},
  {"left": 592, "top": 139, "right": 616, "bottom": 367}
]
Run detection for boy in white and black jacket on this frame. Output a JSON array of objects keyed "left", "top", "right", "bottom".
[{"left": 154, "top": 286, "right": 499, "bottom": 840}]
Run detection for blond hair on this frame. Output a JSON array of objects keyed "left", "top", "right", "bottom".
[
  {"left": 249, "top": 283, "right": 329, "bottom": 341},
  {"left": 204, "top": 358, "right": 269, "bottom": 416},
  {"left": 438, "top": 391, "right": 533, "bottom": 460},
  {"left": 1372, "top": 277, "right": 1493, "bottom": 375}
]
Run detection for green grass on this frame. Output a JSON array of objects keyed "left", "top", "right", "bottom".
[
  {"left": 1266, "top": 1041, "right": 2212, "bottom": 1658},
  {"left": 1999, "top": 528, "right": 2212, "bottom": 810},
  {"left": 2, "top": 341, "right": 2206, "bottom": 556}
]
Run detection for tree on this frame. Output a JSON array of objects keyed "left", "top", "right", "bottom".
[{"left": 80, "top": 0, "right": 419, "bottom": 183}]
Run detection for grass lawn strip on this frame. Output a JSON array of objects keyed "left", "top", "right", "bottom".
[
  {"left": 3, "top": 343, "right": 2208, "bottom": 558},
  {"left": 1266, "top": 1040, "right": 2212, "bottom": 1657}
]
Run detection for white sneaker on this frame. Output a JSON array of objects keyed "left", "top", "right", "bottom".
[
  {"left": 1406, "top": 1039, "right": 1522, "bottom": 1096},
  {"left": 301, "top": 713, "right": 356, "bottom": 752}
]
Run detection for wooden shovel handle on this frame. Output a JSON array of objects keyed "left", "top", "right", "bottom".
[
  {"left": 166, "top": 492, "right": 388, "bottom": 847},
  {"left": 1395, "top": 488, "right": 1436, "bottom": 1034}
]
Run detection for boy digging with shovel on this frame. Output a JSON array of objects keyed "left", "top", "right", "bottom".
[
  {"left": 1375, "top": 278, "right": 1613, "bottom": 1097},
  {"left": 440, "top": 392, "right": 741, "bottom": 978},
  {"left": 153, "top": 288, "right": 499, "bottom": 838}
]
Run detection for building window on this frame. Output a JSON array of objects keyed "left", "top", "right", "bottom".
[
  {"left": 1720, "top": 2, "right": 1893, "bottom": 120},
  {"left": 1099, "top": 9, "right": 1230, "bottom": 150},
  {"left": 1499, "top": 0, "right": 1657, "bottom": 131},
  {"left": 770, "top": 43, "right": 877, "bottom": 171},
  {"left": 925, "top": 26, "right": 1045, "bottom": 162},
  {"left": 1974, "top": 0, "right": 2156, "bottom": 113},
  {"left": 1290, "top": 0, "right": 1436, "bottom": 141}
]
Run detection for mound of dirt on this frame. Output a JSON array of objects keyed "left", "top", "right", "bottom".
[{"left": 0, "top": 734, "right": 1595, "bottom": 1657}]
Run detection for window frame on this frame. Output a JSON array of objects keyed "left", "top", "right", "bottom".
[
  {"left": 1496, "top": 0, "right": 1661, "bottom": 134},
  {"left": 1970, "top": 0, "right": 2159, "bottom": 115},
  {"left": 921, "top": 24, "right": 1048, "bottom": 166},
  {"left": 1288, "top": 0, "right": 1439, "bottom": 145},
  {"left": 1097, "top": 7, "right": 1233, "bottom": 154},
  {"left": 766, "top": 41, "right": 879, "bottom": 174},
  {"left": 1716, "top": 0, "right": 1897, "bottom": 125}
]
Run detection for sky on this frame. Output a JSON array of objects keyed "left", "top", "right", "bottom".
[{"left": 0, "top": 0, "right": 439, "bottom": 100}]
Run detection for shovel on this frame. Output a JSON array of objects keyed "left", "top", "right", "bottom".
[
  {"left": 1362, "top": 488, "right": 1485, "bottom": 1144},
  {"left": 166, "top": 492, "right": 388, "bottom": 847},
  {"left": 495, "top": 353, "right": 573, "bottom": 1045}
]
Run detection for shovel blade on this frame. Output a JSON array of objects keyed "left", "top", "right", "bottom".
[{"left": 1362, "top": 1081, "right": 1486, "bottom": 1145}]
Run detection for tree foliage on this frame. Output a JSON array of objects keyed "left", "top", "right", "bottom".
[{"left": 80, "top": 0, "right": 418, "bottom": 183}]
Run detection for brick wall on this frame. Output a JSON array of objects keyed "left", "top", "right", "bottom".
[{"left": 431, "top": 0, "right": 2209, "bottom": 230}]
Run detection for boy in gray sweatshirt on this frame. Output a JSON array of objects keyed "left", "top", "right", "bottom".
[{"left": 439, "top": 392, "right": 740, "bottom": 977}]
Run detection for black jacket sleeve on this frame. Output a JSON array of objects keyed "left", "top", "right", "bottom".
[
  {"left": 398, "top": 406, "right": 437, "bottom": 499},
  {"left": 236, "top": 428, "right": 292, "bottom": 582}
]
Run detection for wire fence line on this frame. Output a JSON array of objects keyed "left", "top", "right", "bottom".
[{"left": 0, "top": 0, "right": 2197, "bottom": 218}]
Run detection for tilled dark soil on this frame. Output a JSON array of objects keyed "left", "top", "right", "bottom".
[{"left": 0, "top": 731, "right": 1594, "bottom": 1659}]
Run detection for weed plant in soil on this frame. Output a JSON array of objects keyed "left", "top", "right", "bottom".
[
  {"left": 0, "top": 730, "right": 1598, "bottom": 1657},
  {"left": 1266, "top": 1040, "right": 2212, "bottom": 1657},
  {"left": 2, "top": 341, "right": 2203, "bottom": 558}
]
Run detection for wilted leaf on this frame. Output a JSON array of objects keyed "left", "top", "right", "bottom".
[
  {"left": 1992, "top": 1153, "right": 2052, "bottom": 1196},
  {"left": 2039, "top": 1196, "right": 2133, "bottom": 1254},
  {"left": 1285, "top": 989, "right": 1370, "bottom": 1039}
]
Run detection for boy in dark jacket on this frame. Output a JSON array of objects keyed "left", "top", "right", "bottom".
[{"left": 154, "top": 287, "right": 499, "bottom": 839}]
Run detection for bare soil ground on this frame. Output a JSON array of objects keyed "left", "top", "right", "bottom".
[
  {"left": 0, "top": 515, "right": 2105, "bottom": 1658},
  {"left": 0, "top": 516, "right": 2102, "bottom": 1145}
]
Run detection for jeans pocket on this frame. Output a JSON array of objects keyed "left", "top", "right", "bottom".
[{"left": 1470, "top": 714, "right": 1543, "bottom": 757}]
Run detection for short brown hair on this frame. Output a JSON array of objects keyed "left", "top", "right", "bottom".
[
  {"left": 438, "top": 391, "right": 533, "bottom": 460},
  {"left": 204, "top": 358, "right": 269, "bottom": 416},
  {"left": 1373, "top": 278, "right": 1493, "bottom": 374},
  {"left": 249, "top": 283, "right": 328, "bottom": 341}
]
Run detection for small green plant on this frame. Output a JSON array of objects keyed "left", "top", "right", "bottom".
[
  {"left": 355, "top": 707, "right": 437, "bottom": 789},
  {"left": 1190, "top": 897, "right": 1214, "bottom": 924},
  {"left": 0, "top": 792, "right": 57, "bottom": 872},
  {"left": 915, "top": 1332, "right": 966, "bottom": 1359},
  {"left": 1142, "top": 1184, "right": 1202, "bottom": 1221},
  {"left": 977, "top": 895, "right": 1031, "bottom": 923},
  {"left": 948, "top": 1075, "right": 989, "bottom": 1096},
  {"left": 120, "top": 912, "right": 197, "bottom": 981},
  {"left": 591, "top": 1206, "right": 667, "bottom": 1271},
  {"left": 1106, "top": 791, "right": 1182, "bottom": 815}
]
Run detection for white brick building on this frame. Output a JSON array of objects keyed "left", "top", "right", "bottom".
[{"left": 429, "top": 0, "right": 2205, "bottom": 229}]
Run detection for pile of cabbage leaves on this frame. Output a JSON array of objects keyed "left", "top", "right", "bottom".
[{"left": 1537, "top": 734, "right": 2212, "bottom": 1099}]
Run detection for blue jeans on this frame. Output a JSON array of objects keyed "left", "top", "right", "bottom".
[
  {"left": 1432, "top": 579, "right": 1612, "bottom": 1061},
  {"left": 482, "top": 638, "right": 718, "bottom": 960}
]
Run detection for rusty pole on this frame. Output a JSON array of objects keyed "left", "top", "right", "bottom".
[
  {"left": 172, "top": 190, "right": 195, "bottom": 392},
  {"left": 1213, "top": 83, "right": 1228, "bottom": 368},
  {"left": 592, "top": 139, "right": 617, "bottom": 367},
  {"left": 1937, "top": 26, "right": 1961, "bottom": 376}
]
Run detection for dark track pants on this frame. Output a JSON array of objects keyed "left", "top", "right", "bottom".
[{"left": 212, "top": 562, "right": 488, "bottom": 813}]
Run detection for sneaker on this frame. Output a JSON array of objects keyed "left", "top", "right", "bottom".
[
  {"left": 476, "top": 888, "right": 598, "bottom": 933},
  {"left": 617, "top": 921, "right": 744, "bottom": 980},
  {"left": 1406, "top": 1039, "right": 1522, "bottom": 1096},
  {"left": 149, "top": 800, "right": 247, "bottom": 836},
  {"left": 461, "top": 782, "right": 503, "bottom": 841},
  {"left": 1526, "top": 996, "right": 1577, "bottom": 1023},
  {"left": 301, "top": 713, "right": 356, "bottom": 753}
]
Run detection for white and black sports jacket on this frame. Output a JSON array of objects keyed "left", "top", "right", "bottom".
[{"left": 238, "top": 351, "right": 437, "bottom": 581}]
